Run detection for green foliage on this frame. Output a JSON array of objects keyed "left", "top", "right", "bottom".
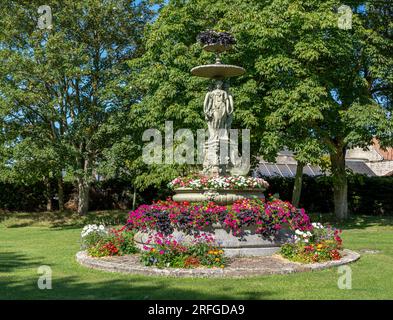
[
  {"left": 280, "top": 243, "right": 296, "bottom": 260},
  {"left": 128, "top": 0, "right": 392, "bottom": 219},
  {"left": 0, "top": 178, "right": 171, "bottom": 212},
  {"left": 83, "top": 227, "right": 139, "bottom": 257},
  {"left": 120, "top": 230, "right": 140, "bottom": 255},
  {"left": 87, "top": 244, "right": 111, "bottom": 258},
  {"left": 140, "top": 240, "right": 226, "bottom": 269},
  {"left": 1, "top": 0, "right": 392, "bottom": 218},
  {"left": 0, "top": 0, "right": 159, "bottom": 214},
  {"left": 280, "top": 224, "right": 343, "bottom": 263},
  {"left": 267, "top": 174, "right": 393, "bottom": 215}
]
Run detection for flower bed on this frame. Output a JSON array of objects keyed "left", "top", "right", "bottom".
[
  {"left": 126, "top": 198, "right": 311, "bottom": 238},
  {"left": 280, "top": 223, "right": 343, "bottom": 263},
  {"left": 141, "top": 232, "right": 226, "bottom": 269},
  {"left": 168, "top": 175, "right": 269, "bottom": 190},
  {"left": 81, "top": 224, "right": 139, "bottom": 257},
  {"left": 79, "top": 201, "right": 345, "bottom": 268}
]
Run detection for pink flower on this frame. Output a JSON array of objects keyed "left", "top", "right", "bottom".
[{"left": 159, "top": 250, "right": 165, "bottom": 255}]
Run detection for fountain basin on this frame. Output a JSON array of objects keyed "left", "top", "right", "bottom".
[
  {"left": 203, "top": 43, "right": 232, "bottom": 53},
  {"left": 172, "top": 188, "right": 265, "bottom": 205},
  {"left": 191, "top": 64, "right": 245, "bottom": 79},
  {"left": 135, "top": 223, "right": 291, "bottom": 257}
]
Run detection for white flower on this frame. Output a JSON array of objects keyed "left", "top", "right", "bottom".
[
  {"left": 312, "top": 222, "right": 324, "bottom": 229},
  {"left": 81, "top": 224, "right": 107, "bottom": 238}
]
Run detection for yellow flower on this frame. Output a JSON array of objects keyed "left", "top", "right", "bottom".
[
  {"left": 208, "top": 250, "right": 213, "bottom": 255},
  {"left": 215, "top": 258, "right": 220, "bottom": 262},
  {"left": 220, "top": 265, "right": 225, "bottom": 268},
  {"left": 218, "top": 250, "right": 224, "bottom": 255},
  {"left": 214, "top": 251, "right": 219, "bottom": 255}
]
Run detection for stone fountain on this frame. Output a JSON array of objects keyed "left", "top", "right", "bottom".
[
  {"left": 148, "top": 32, "right": 291, "bottom": 256},
  {"left": 172, "top": 32, "right": 266, "bottom": 206}
]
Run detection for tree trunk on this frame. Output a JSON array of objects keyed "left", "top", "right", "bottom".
[
  {"left": 77, "top": 177, "right": 90, "bottom": 216},
  {"left": 330, "top": 146, "right": 349, "bottom": 220},
  {"left": 292, "top": 161, "right": 304, "bottom": 207},
  {"left": 44, "top": 176, "right": 52, "bottom": 211},
  {"left": 57, "top": 176, "right": 64, "bottom": 212},
  {"left": 132, "top": 185, "right": 137, "bottom": 210}
]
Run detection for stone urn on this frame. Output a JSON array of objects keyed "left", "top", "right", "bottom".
[{"left": 172, "top": 188, "right": 265, "bottom": 205}]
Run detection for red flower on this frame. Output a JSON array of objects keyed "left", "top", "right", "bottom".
[{"left": 330, "top": 249, "right": 341, "bottom": 260}]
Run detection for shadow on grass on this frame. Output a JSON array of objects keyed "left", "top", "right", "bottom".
[
  {"left": 309, "top": 213, "right": 393, "bottom": 230},
  {"left": 0, "top": 210, "right": 129, "bottom": 229},
  {"left": 0, "top": 274, "right": 274, "bottom": 300},
  {"left": 0, "top": 252, "right": 45, "bottom": 273}
]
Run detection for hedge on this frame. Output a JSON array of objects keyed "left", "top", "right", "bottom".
[
  {"left": 0, "top": 179, "right": 171, "bottom": 212},
  {"left": 265, "top": 175, "right": 393, "bottom": 215},
  {"left": 1, "top": 175, "right": 392, "bottom": 215}
]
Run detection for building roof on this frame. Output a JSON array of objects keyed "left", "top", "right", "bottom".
[
  {"left": 346, "top": 160, "right": 376, "bottom": 176},
  {"left": 255, "top": 163, "right": 323, "bottom": 178},
  {"left": 372, "top": 138, "right": 393, "bottom": 161},
  {"left": 255, "top": 160, "right": 376, "bottom": 178}
]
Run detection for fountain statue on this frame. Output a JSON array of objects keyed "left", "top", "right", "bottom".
[
  {"left": 190, "top": 31, "right": 246, "bottom": 177},
  {"left": 173, "top": 31, "right": 267, "bottom": 204},
  {"left": 204, "top": 80, "right": 233, "bottom": 142}
]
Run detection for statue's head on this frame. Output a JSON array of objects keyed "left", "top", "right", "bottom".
[{"left": 215, "top": 80, "right": 223, "bottom": 89}]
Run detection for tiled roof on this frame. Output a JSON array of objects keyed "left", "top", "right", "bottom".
[{"left": 372, "top": 138, "right": 393, "bottom": 161}]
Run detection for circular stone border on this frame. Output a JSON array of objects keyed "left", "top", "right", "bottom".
[{"left": 76, "top": 249, "right": 360, "bottom": 278}]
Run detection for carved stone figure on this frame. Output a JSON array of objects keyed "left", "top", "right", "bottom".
[{"left": 203, "top": 80, "right": 234, "bottom": 141}]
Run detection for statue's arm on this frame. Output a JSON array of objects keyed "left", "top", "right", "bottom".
[
  {"left": 227, "top": 94, "right": 234, "bottom": 115},
  {"left": 204, "top": 93, "right": 212, "bottom": 116}
]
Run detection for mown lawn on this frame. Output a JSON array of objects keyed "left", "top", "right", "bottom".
[{"left": 0, "top": 210, "right": 392, "bottom": 300}]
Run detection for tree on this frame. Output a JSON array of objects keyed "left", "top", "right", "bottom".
[
  {"left": 127, "top": 0, "right": 392, "bottom": 220},
  {"left": 126, "top": 0, "right": 270, "bottom": 188},
  {"left": 0, "top": 0, "right": 158, "bottom": 214},
  {"left": 235, "top": 0, "right": 392, "bottom": 219}
]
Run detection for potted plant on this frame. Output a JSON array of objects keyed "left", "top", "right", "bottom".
[{"left": 197, "top": 30, "right": 236, "bottom": 53}]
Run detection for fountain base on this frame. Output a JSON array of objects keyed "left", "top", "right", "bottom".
[{"left": 135, "top": 223, "right": 291, "bottom": 257}]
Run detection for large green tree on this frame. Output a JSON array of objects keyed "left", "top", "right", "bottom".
[
  {"left": 126, "top": 0, "right": 269, "bottom": 189},
  {"left": 0, "top": 0, "right": 158, "bottom": 214},
  {"left": 128, "top": 0, "right": 392, "bottom": 220},
  {"left": 237, "top": 0, "right": 392, "bottom": 219}
]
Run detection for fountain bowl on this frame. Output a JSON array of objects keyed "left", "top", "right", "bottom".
[
  {"left": 203, "top": 43, "right": 232, "bottom": 53},
  {"left": 172, "top": 187, "right": 266, "bottom": 205},
  {"left": 191, "top": 64, "right": 245, "bottom": 79}
]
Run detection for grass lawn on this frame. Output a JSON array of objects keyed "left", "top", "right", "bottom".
[{"left": 1, "top": 210, "right": 393, "bottom": 300}]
